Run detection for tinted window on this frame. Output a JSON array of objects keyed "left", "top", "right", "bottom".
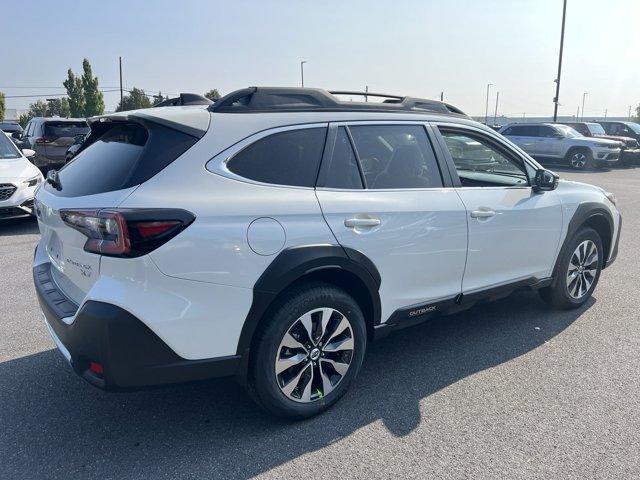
[
  {"left": 44, "top": 121, "right": 90, "bottom": 139},
  {"left": 0, "top": 133, "right": 21, "bottom": 159},
  {"left": 323, "top": 127, "right": 363, "bottom": 189},
  {"left": 349, "top": 125, "right": 442, "bottom": 189},
  {"left": 503, "top": 125, "right": 538, "bottom": 136},
  {"left": 440, "top": 129, "right": 528, "bottom": 187},
  {"left": 539, "top": 126, "right": 560, "bottom": 137},
  {"left": 48, "top": 121, "right": 197, "bottom": 197},
  {"left": 227, "top": 128, "right": 327, "bottom": 187}
]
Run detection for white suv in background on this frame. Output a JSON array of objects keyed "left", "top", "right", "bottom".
[
  {"left": 33, "top": 87, "right": 621, "bottom": 418},
  {"left": 499, "top": 122, "right": 622, "bottom": 169},
  {"left": 0, "top": 132, "right": 43, "bottom": 220}
]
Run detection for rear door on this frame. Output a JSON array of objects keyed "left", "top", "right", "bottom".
[
  {"left": 502, "top": 125, "right": 539, "bottom": 155},
  {"left": 43, "top": 121, "right": 90, "bottom": 164},
  {"left": 315, "top": 122, "right": 468, "bottom": 323},
  {"left": 537, "top": 125, "right": 564, "bottom": 157}
]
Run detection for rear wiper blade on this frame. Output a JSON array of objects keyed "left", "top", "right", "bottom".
[{"left": 46, "top": 170, "right": 62, "bottom": 190}]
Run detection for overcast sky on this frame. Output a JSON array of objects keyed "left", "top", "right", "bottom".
[{"left": 2, "top": 0, "right": 639, "bottom": 117}]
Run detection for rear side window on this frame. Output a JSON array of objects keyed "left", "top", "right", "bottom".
[
  {"left": 349, "top": 124, "right": 443, "bottom": 189},
  {"left": 48, "top": 121, "right": 198, "bottom": 197},
  {"left": 504, "top": 125, "right": 538, "bottom": 136},
  {"left": 227, "top": 127, "right": 327, "bottom": 187},
  {"left": 44, "top": 121, "right": 89, "bottom": 139}
]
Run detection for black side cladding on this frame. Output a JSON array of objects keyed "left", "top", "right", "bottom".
[{"left": 45, "top": 119, "right": 199, "bottom": 198}]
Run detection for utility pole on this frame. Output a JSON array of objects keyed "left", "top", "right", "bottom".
[
  {"left": 119, "top": 56, "right": 123, "bottom": 108},
  {"left": 485, "top": 83, "right": 493, "bottom": 125},
  {"left": 300, "top": 61, "right": 307, "bottom": 87},
  {"left": 553, "top": 0, "right": 567, "bottom": 122},
  {"left": 576, "top": 106, "right": 579, "bottom": 119},
  {"left": 440, "top": 92, "right": 444, "bottom": 101},
  {"left": 365, "top": 85, "right": 368, "bottom": 102},
  {"left": 581, "top": 92, "right": 588, "bottom": 121},
  {"left": 604, "top": 108, "right": 607, "bottom": 119},
  {"left": 493, "top": 91, "right": 499, "bottom": 126},
  {"left": 629, "top": 105, "right": 633, "bottom": 120}
]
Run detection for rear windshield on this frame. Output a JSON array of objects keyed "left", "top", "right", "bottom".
[
  {"left": 0, "top": 133, "right": 21, "bottom": 159},
  {"left": 44, "top": 121, "right": 90, "bottom": 139},
  {"left": 46, "top": 121, "right": 198, "bottom": 197}
]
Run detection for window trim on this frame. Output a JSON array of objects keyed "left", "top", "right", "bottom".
[
  {"left": 432, "top": 123, "right": 536, "bottom": 189},
  {"left": 205, "top": 122, "right": 329, "bottom": 190},
  {"left": 316, "top": 120, "right": 452, "bottom": 192}
]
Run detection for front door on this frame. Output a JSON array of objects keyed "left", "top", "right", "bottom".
[
  {"left": 435, "top": 124, "right": 563, "bottom": 293},
  {"left": 315, "top": 123, "right": 468, "bottom": 323}
]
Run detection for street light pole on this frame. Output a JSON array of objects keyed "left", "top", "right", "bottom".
[
  {"left": 629, "top": 105, "right": 633, "bottom": 120},
  {"left": 300, "top": 61, "right": 307, "bottom": 87},
  {"left": 553, "top": 0, "right": 567, "bottom": 122},
  {"left": 119, "top": 56, "right": 123, "bottom": 108},
  {"left": 493, "top": 91, "right": 499, "bottom": 126},
  {"left": 581, "top": 92, "right": 588, "bottom": 121},
  {"left": 485, "top": 83, "right": 493, "bottom": 125}
]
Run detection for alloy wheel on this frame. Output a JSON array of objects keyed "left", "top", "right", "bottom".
[
  {"left": 275, "top": 307, "right": 354, "bottom": 403},
  {"left": 566, "top": 240, "right": 598, "bottom": 299},
  {"left": 570, "top": 152, "right": 587, "bottom": 169}
]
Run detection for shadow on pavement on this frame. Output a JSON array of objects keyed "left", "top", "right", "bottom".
[{"left": 0, "top": 290, "right": 593, "bottom": 479}]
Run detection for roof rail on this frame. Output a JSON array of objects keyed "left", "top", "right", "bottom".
[
  {"left": 209, "top": 87, "right": 467, "bottom": 117},
  {"left": 155, "top": 93, "right": 213, "bottom": 107}
]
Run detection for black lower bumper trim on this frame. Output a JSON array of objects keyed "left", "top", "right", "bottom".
[
  {"left": 34, "top": 262, "right": 241, "bottom": 391},
  {"left": 604, "top": 216, "right": 621, "bottom": 268}
]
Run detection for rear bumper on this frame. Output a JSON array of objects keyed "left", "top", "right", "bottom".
[{"left": 34, "top": 262, "right": 241, "bottom": 391}]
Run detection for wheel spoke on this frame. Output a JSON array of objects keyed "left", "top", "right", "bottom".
[
  {"left": 324, "top": 335, "right": 354, "bottom": 353},
  {"left": 281, "top": 363, "right": 311, "bottom": 397},
  {"left": 320, "top": 364, "right": 335, "bottom": 397},
  {"left": 325, "top": 316, "right": 349, "bottom": 345},
  {"left": 298, "top": 312, "right": 315, "bottom": 346},
  {"left": 280, "top": 332, "right": 308, "bottom": 352},
  {"left": 319, "top": 308, "right": 334, "bottom": 343},
  {"left": 321, "top": 358, "right": 349, "bottom": 376},
  {"left": 275, "top": 352, "right": 307, "bottom": 375},
  {"left": 299, "top": 364, "right": 315, "bottom": 402}
]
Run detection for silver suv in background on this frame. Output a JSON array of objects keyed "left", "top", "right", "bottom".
[
  {"left": 14, "top": 117, "right": 89, "bottom": 170},
  {"left": 498, "top": 123, "right": 622, "bottom": 169}
]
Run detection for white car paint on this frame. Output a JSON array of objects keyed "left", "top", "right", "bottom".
[
  {"left": 0, "top": 132, "right": 43, "bottom": 219},
  {"left": 34, "top": 103, "right": 621, "bottom": 363}
]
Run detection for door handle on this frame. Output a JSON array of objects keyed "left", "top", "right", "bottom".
[
  {"left": 344, "top": 217, "right": 381, "bottom": 228},
  {"left": 470, "top": 209, "right": 496, "bottom": 219}
]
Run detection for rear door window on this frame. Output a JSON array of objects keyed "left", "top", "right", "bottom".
[
  {"left": 320, "top": 127, "right": 363, "bottom": 189},
  {"left": 348, "top": 124, "right": 443, "bottom": 189},
  {"left": 226, "top": 127, "right": 327, "bottom": 187},
  {"left": 44, "top": 121, "right": 90, "bottom": 139}
]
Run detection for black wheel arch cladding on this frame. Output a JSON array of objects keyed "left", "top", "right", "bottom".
[{"left": 236, "top": 245, "right": 381, "bottom": 358}]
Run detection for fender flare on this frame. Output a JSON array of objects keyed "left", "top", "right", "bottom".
[
  {"left": 235, "top": 245, "right": 381, "bottom": 358},
  {"left": 552, "top": 202, "right": 614, "bottom": 283}
]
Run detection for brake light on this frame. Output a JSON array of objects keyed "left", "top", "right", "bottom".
[{"left": 59, "top": 209, "right": 194, "bottom": 257}]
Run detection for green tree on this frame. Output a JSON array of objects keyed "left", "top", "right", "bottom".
[
  {"left": 152, "top": 92, "right": 168, "bottom": 106},
  {"left": 635, "top": 103, "right": 640, "bottom": 122},
  {"left": 17, "top": 100, "right": 49, "bottom": 127},
  {"left": 0, "top": 92, "right": 5, "bottom": 121},
  {"left": 116, "top": 87, "right": 152, "bottom": 112},
  {"left": 63, "top": 69, "right": 85, "bottom": 117},
  {"left": 204, "top": 89, "right": 221, "bottom": 101},
  {"left": 81, "top": 58, "right": 104, "bottom": 116},
  {"left": 46, "top": 98, "right": 71, "bottom": 117}
]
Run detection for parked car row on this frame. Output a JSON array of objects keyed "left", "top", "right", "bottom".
[
  {"left": 9, "top": 117, "right": 89, "bottom": 170},
  {"left": 497, "top": 120, "right": 640, "bottom": 170}
]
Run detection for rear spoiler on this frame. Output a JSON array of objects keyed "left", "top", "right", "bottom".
[{"left": 154, "top": 93, "right": 213, "bottom": 107}]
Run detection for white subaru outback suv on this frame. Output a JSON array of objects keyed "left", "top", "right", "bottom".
[
  {"left": 33, "top": 87, "right": 621, "bottom": 419},
  {"left": 498, "top": 122, "right": 622, "bottom": 169}
]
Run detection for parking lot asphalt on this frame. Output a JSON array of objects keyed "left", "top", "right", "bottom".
[{"left": 1, "top": 167, "right": 639, "bottom": 480}]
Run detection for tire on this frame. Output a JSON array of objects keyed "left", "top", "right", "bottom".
[
  {"left": 539, "top": 227, "right": 603, "bottom": 309},
  {"left": 566, "top": 148, "right": 592, "bottom": 170},
  {"left": 247, "top": 282, "right": 366, "bottom": 419}
]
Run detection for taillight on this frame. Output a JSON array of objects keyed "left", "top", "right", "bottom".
[{"left": 59, "top": 208, "right": 194, "bottom": 257}]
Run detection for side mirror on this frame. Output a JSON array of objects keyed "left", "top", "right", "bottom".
[
  {"left": 533, "top": 169, "right": 559, "bottom": 192},
  {"left": 22, "top": 148, "right": 36, "bottom": 158}
]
